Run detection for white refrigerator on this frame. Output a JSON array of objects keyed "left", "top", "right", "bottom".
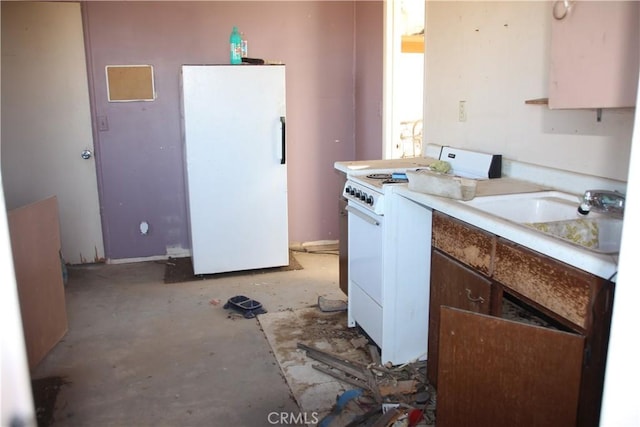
[{"left": 181, "top": 65, "right": 288, "bottom": 274}]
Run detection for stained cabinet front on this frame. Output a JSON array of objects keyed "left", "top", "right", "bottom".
[{"left": 429, "top": 211, "right": 614, "bottom": 427}]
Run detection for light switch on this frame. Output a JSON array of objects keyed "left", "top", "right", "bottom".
[{"left": 97, "top": 115, "right": 109, "bottom": 131}]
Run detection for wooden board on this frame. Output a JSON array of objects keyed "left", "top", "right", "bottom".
[
  {"left": 8, "top": 196, "right": 67, "bottom": 370},
  {"left": 407, "top": 175, "right": 550, "bottom": 200},
  {"left": 475, "top": 177, "right": 549, "bottom": 197}
]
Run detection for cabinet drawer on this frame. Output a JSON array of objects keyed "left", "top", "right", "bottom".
[
  {"left": 432, "top": 212, "right": 495, "bottom": 276},
  {"left": 494, "top": 239, "right": 593, "bottom": 330},
  {"left": 350, "top": 283, "right": 383, "bottom": 347}
]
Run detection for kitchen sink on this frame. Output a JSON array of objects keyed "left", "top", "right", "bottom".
[
  {"left": 462, "top": 191, "right": 584, "bottom": 223},
  {"left": 462, "top": 191, "right": 623, "bottom": 253},
  {"left": 526, "top": 217, "right": 623, "bottom": 254}
]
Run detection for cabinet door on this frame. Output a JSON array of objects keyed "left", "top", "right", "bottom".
[
  {"left": 549, "top": 1, "right": 639, "bottom": 108},
  {"left": 427, "top": 250, "right": 491, "bottom": 386},
  {"left": 437, "top": 306, "right": 584, "bottom": 427}
]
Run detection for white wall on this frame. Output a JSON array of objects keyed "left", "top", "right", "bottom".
[
  {"left": 0, "top": 178, "right": 36, "bottom": 427},
  {"left": 0, "top": 12, "right": 36, "bottom": 410},
  {"left": 600, "top": 77, "right": 640, "bottom": 425},
  {"left": 424, "top": 1, "right": 633, "bottom": 181}
]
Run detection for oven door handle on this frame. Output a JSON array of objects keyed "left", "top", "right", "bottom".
[{"left": 346, "top": 205, "right": 380, "bottom": 226}]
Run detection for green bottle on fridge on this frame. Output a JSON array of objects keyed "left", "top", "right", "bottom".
[{"left": 230, "top": 26, "right": 242, "bottom": 64}]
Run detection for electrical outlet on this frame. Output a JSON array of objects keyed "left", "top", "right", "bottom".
[{"left": 458, "top": 101, "right": 467, "bottom": 122}]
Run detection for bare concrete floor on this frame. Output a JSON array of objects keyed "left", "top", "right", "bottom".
[{"left": 32, "top": 251, "right": 345, "bottom": 426}]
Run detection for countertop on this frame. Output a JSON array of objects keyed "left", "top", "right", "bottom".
[
  {"left": 334, "top": 157, "right": 438, "bottom": 175},
  {"left": 335, "top": 158, "right": 620, "bottom": 281},
  {"left": 394, "top": 186, "right": 618, "bottom": 281}
]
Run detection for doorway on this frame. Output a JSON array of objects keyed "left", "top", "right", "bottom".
[
  {"left": 1, "top": 2, "right": 105, "bottom": 264},
  {"left": 383, "top": 0, "right": 425, "bottom": 159}
]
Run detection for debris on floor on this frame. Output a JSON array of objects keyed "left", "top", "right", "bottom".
[
  {"left": 297, "top": 343, "right": 436, "bottom": 426},
  {"left": 258, "top": 306, "right": 436, "bottom": 425},
  {"left": 31, "top": 376, "right": 69, "bottom": 427},
  {"left": 223, "top": 295, "right": 267, "bottom": 318},
  {"left": 318, "top": 295, "right": 348, "bottom": 312},
  {"left": 258, "top": 308, "right": 377, "bottom": 421},
  {"left": 318, "top": 389, "right": 364, "bottom": 427}
]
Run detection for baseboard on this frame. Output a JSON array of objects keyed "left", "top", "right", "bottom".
[
  {"left": 106, "top": 248, "right": 191, "bottom": 265},
  {"left": 106, "top": 240, "right": 339, "bottom": 265},
  {"left": 291, "top": 240, "right": 339, "bottom": 253}
]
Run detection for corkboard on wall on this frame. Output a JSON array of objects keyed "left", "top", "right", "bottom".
[{"left": 106, "top": 65, "right": 155, "bottom": 102}]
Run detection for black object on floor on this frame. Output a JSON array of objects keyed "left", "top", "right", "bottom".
[
  {"left": 163, "top": 250, "right": 303, "bottom": 284},
  {"left": 224, "top": 295, "right": 267, "bottom": 318},
  {"left": 31, "top": 376, "right": 69, "bottom": 427}
]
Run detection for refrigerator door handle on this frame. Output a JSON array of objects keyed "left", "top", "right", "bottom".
[{"left": 280, "top": 116, "right": 286, "bottom": 165}]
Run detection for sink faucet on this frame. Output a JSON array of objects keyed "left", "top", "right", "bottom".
[{"left": 577, "top": 189, "right": 625, "bottom": 217}]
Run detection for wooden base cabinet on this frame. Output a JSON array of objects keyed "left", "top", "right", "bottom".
[
  {"left": 429, "top": 211, "right": 614, "bottom": 427},
  {"left": 427, "top": 250, "right": 492, "bottom": 387},
  {"left": 438, "top": 306, "right": 584, "bottom": 427}
]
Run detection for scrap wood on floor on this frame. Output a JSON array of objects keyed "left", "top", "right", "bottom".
[
  {"left": 297, "top": 343, "right": 435, "bottom": 427},
  {"left": 258, "top": 307, "right": 373, "bottom": 421},
  {"left": 257, "top": 306, "right": 435, "bottom": 427}
]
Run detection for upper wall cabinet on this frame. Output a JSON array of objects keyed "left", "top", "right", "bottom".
[{"left": 548, "top": 1, "right": 639, "bottom": 109}]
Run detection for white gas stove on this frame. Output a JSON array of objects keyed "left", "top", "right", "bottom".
[{"left": 342, "top": 147, "right": 502, "bottom": 365}]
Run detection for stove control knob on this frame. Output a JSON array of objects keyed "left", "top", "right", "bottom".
[
  {"left": 345, "top": 186, "right": 352, "bottom": 195},
  {"left": 355, "top": 190, "right": 361, "bottom": 198},
  {"left": 350, "top": 187, "right": 355, "bottom": 196},
  {"left": 366, "top": 195, "right": 374, "bottom": 205},
  {"left": 360, "top": 193, "right": 366, "bottom": 201}
]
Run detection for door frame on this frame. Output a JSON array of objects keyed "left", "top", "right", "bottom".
[
  {"left": 1, "top": 1, "right": 105, "bottom": 264},
  {"left": 382, "top": 0, "right": 426, "bottom": 160}
]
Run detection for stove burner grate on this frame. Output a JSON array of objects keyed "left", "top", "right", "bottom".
[{"left": 382, "top": 178, "right": 409, "bottom": 184}]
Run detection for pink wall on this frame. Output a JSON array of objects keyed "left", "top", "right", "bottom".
[
  {"left": 355, "top": 1, "right": 384, "bottom": 161},
  {"left": 82, "top": 1, "right": 381, "bottom": 259}
]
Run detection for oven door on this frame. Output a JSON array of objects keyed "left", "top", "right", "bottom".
[
  {"left": 346, "top": 202, "right": 383, "bottom": 305},
  {"left": 346, "top": 201, "right": 384, "bottom": 345}
]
